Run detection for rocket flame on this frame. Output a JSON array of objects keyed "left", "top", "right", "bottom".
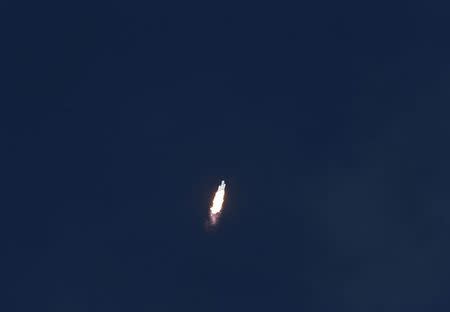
[{"left": 209, "top": 182, "right": 225, "bottom": 226}]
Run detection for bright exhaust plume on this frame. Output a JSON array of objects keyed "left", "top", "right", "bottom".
[{"left": 209, "top": 180, "right": 226, "bottom": 225}]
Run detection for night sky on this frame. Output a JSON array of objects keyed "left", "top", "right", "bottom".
[{"left": 3, "top": 1, "right": 450, "bottom": 311}]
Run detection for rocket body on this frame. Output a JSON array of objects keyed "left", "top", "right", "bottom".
[{"left": 218, "top": 180, "right": 226, "bottom": 191}]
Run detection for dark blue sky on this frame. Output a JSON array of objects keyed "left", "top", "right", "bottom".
[{"left": 3, "top": 1, "right": 450, "bottom": 311}]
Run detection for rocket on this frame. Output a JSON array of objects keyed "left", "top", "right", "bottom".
[{"left": 218, "top": 180, "right": 226, "bottom": 191}]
